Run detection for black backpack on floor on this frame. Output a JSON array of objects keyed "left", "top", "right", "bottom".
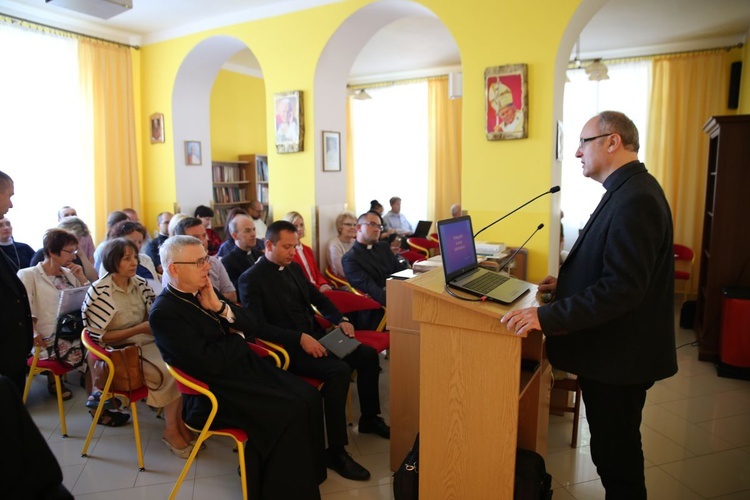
[{"left": 515, "top": 448, "right": 553, "bottom": 499}]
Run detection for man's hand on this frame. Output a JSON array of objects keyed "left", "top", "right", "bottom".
[
  {"left": 300, "top": 333, "right": 327, "bottom": 358},
  {"left": 500, "top": 307, "right": 541, "bottom": 335},
  {"left": 196, "top": 277, "right": 223, "bottom": 312},
  {"left": 538, "top": 275, "right": 558, "bottom": 294},
  {"left": 339, "top": 321, "right": 355, "bottom": 338}
]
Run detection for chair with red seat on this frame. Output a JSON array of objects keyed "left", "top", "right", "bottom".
[
  {"left": 80, "top": 329, "right": 149, "bottom": 471},
  {"left": 407, "top": 236, "right": 440, "bottom": 258},
  {"left": 325, "top": 267, "right": 363, "bottom": 295},
  {"left": 399, "top": 250, "right": 427, "bottom": 265},
  {"left": 22, "top": 345, "right": 77, "bottom": 438},
  {"left": 428, "top": 232, "right": 439, "bottom": 243},
  {"left": 674, "top": 244, "right": 695, "bottom": 302}
]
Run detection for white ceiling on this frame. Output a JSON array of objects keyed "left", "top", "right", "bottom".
[{"left": 1, "top": 0, "right": 748, "bottom": 83}]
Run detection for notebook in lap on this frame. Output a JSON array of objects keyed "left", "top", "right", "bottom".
[
  {"left": 413, "top": 220, "right": 433, "bottom": 239},
  {"left": 437, "top": 216, "right": 531, "bottom": 304},
  {"left": 318, "top": 327, "right": 361, "bottom": 359}
]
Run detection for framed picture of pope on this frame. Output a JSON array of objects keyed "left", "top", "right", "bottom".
[{"left": 485, "top": 64, "right": 528, "bottom": 140}]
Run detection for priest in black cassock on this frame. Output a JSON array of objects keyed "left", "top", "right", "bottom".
[{"left": 149, "top": 235, "right": 324, "bottom": 500}]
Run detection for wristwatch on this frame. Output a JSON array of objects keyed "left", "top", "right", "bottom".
[
  {"left": 340, "top": 316, "right": 350, "bottom": 323},
  {"left": 216, "top": 302, "right": 228, "bottom": 315}
]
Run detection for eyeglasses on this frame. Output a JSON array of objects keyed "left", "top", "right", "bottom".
[
  {"left": 362, "top": 222, "right": 384, "bottom": 231},
  {"left": 578, "top": 133, "right": 612, "bottom": 148},
  {"left": 173, "top": 256, "right": 210, "bottom": 268},
  {"left": 60, "top": 248, "right": 78, "bottom": 255}
]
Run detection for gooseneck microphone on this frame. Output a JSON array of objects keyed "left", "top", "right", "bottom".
[
  {"left": 473, "top": 186, "right": 560, "bottom": 238},
  {"left": 498, "top": 223, "right": 544, "bottom": 275}
]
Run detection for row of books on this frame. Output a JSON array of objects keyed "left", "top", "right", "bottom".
[
  {"left": 257, "top": 184, "right": 269, "bottom": 205},
  {"left": 213, "top": 186, "right": 249, "bottom": 204},
  {"left": 256, "top": 160, "right": 269, "bottom": 182},
  {"left": 212, "top": 164, "right": 247, "bottom": 183}
]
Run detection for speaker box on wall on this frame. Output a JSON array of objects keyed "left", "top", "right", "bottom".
[{"left": 728, "top": 61, "right": 742, "bottom": 110}]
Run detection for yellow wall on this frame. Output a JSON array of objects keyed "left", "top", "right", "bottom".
[
  {"left": 138, "top": 0, "right": 582, "bottom": 282},
  {"left": 210, "top": 71, "right": 267, "bottom": 160}
]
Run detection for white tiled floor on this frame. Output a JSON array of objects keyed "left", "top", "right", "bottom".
[{"left": 26, "top": 307, "right": 750, "bottom": 499}]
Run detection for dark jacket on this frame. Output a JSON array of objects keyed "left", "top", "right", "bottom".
[
  {"left": 221, "top": 245, "right": 262, "bottom": 289},
  {"left": 341, "top": 240, "right": 407, "bottom": 305}
]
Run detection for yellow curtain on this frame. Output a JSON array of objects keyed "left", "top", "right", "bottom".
[
  {"left": 427, "top": 78, "right": 462, "bottom": 222},
  {"left": 78, "top": 40, "right": 139, "bottom": 242},
  {"left": 646, "top": 50, "right": 734, "bottom": 294}
]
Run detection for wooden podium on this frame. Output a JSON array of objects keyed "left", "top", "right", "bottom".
[{"left": 388, "top": 269, "right": 550, "bottom": 499}]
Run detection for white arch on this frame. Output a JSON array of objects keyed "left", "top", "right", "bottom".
[{"left": 171, "top": 35, "right": 262, "bottom": 216}]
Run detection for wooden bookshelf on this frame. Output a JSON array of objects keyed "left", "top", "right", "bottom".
[{"left": 210, "top": 160, "right": 252, "bottom": 234}]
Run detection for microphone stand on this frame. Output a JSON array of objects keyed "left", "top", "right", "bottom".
[
  {"left": 498, "top": 223, "right": 544, "bottom": 275},
  {"left": 473, "top": 186, "right": 560, "bottom": 239}
]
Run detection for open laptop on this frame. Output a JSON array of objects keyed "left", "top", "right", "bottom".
[
  {"left": 318, "top": 327, "right": 361, "bottom": 359},
  {"left": 413, "top": 220, "right": 433, "bottom": 239},
  {"left": 437, "top": 216, "right": 531, "bottom": 304}
]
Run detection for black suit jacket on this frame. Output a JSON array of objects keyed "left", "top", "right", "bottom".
[
  {"left": 538, "top": 162, "right": 678, "bottom": 385},
  {"left": 221, "top": 245, "right": 263, "bottom": 289},
  {"left": 341, "top": 241, "right": 406, "bottom": 305},
  {"left": 149, "top": 286, "right": 310, "bottom": 458},
  {"left": 237, "top": 258, "right": 343, "bottom": 351},
  {"left": 0, "top": 251, "right": 33, "bottom": 380}
]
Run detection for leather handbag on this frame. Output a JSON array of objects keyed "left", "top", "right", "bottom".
[
  {"left": 393, "top": 433, "right": 419, "bottom": 499},
  {"left": 92, "top": 345, "right": 145, "bottom": 393}
]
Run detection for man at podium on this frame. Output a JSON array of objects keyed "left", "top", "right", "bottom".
[{"left": 502, "top": 111, "right": 677, "bottom": 500}]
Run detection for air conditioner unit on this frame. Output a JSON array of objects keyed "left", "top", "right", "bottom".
[
  {"left": 45, "top": 0, "right": 132, "bottom": 20},
  {"left": 448, "top": 72, "right": 463, "bottom": 99}
]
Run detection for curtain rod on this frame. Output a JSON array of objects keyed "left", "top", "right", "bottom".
[
  {"left": 348, "top": 74, "right": 448, "bottom": 91},
  {"left": 0, "top": 13, "right": 139, "bottom": 49},
  {"left": 569, "top": 42, "right": 743, "bottom": 68}
]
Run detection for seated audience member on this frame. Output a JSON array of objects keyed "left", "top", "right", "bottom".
[
  {"left": 194, "top": 205, "right": 221, "bottom": 256},
  {"left": 145, "top": 211, "right": 172, "bottom": 274},
  {"left": 57, "top": 216, "right": 98, "bottom": 282},
  {"left": 169, "top": 217, "right": 237, "bottom": 303},
  {"left": 83, "top": 238, "right": 194, "bottom": 449},
  {"left": 107, "top": 221, "right": 159, "bottom": 283},
  {"left": 220, "top": 214, "right": 262, "bottom": 289},
  {"left": 167, "top": 213, "right": 189, "bottom": 237},
  {"left": 238, "top": 221, "right": 390, "bottom": 482},
  {"left": 150, "top": 235, "right": 325, "bottom": 498},
  {"left": 247, "top": 201, "right": 268, "bottom": 243},
  {"left": 17, "top": 229, "right": 90, "bottom": 401},
  {"left": 284, "top": 211, "right": 331, "bottom": 292},
  {"left": 0, "top": 375, "right": 74, "bottom": 499},
  {"left": 0, "top": 218, "right": 35, "bottom": 269},
  {"left": 122, "top": 208, "right": 139, "bottom": 222},
  {"left": 342, "top": 212, "right": 408, "bottom": 306},
  {"left": 369, "top": 199, "right": 384, "bottom": 215},
  {"left": 58, "top": 206, "right": 96, "bottom": 262},
  {"left": 216, "top": 207, "right": 249, "bottom": 258},
  {"left": 383, "top": 196, "right": 413, "bottom": 237},
  {"left": 451, "top": 203, "right": 462, "bottom": 218},
  {"left": 326, "top": 211, "right": 357, "bottom": 278},
  {"left": 94, "top": 210, "right": 129, "bottom": 268}
]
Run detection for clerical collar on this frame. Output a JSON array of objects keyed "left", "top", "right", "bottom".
[
  {"left": 167, "top": 283, "right": 199, "bottom": 297},
  {"left": 367, "top": 245, "right": 373, "bottom": 250},
  {"left": 0, "top": 240, "right": 12, "bottom": 246},
  {"left": 260, "top": 255, "right": 284, "bottom": 271}
]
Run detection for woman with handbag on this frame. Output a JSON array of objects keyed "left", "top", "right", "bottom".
[
  {"left": 17, "top": 228, "right": 89, "bottom": 401},
  {"left": 83, "top": 238, "right": 196, "bottom": 456}
]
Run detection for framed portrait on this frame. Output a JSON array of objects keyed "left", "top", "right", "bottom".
[
  {"left": 485, "top": 63, "right": 528, "bottom": 140},
  {"left": 150, "top": 113, "right": 165, "bottom": 144},
  {"left": 322, "top": 131, "right": 341, "bottom": 172},
  {"left": 184, "top": 141, "right": 202, "bottom": 166},
  {"left": 274, "top": 90, "right": 304, "bottom": 154}
]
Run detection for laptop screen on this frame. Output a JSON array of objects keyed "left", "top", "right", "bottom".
[{"left": 437, "top": 216, "right": 479, "bottom": 281}]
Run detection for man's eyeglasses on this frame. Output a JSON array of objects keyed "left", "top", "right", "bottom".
[
  {"left": 60, "top": 248, "right": 78, "bottom": 255},
  {"left": 173, "top": 256, "right": 211, "bottom": 268},
  {"left": 578, "top": 133, "right": 612, "bottom": 148},
  {"left": 363, "top": 222, "right": 384, "bottom": 231}
]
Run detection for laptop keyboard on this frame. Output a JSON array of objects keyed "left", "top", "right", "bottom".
[{"left": 463, "top": 272, "right": 510, "bottom": 294}]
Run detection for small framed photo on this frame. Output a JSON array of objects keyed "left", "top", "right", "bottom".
[
  {"left": 150, "top": 113, "right": 165, "bottom": 144},
  {"left": 322, "top": 131, "right": 341, "bottom": 172},
  {"left": 485, "top": 63, "right": 528, "bottom": 140},
  {"left": 274, "top": 90, "right": 304, "bottom": 154},
  {"left": 184, "top": 140, "right": 202, "bottom": 166}
]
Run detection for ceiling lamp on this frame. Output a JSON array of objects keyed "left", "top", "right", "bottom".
[
  {"left": 586, "top": 59, "right": 610, "bottom": 81},
  {"left": 352, "top": 89, "right": 372, "bottom": 100}
]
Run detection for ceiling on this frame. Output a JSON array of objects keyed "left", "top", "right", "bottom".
[{"left": 1, "top": 0, "right": 748, "bottom": 83}]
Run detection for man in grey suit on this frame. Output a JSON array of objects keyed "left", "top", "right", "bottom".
[{"left": 502, "top": 111, "right": 677, "bottom": 499}]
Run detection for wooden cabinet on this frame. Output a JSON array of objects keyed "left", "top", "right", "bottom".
[
  {"left": 238, "top": 154, "right": 269, "bottom": 220},
  {"left": 211, "top": 160, "right": 252, "bottom": 234},
  {"left": 696, "top": 115, "right": 750, "bottom": 362}
]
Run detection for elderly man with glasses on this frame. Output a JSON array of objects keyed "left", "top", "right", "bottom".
[{"left": 341, "top": 211, "right": 408, "bottom": 306}]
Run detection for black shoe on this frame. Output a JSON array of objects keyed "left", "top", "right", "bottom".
[
  {"left": 358, "top": 416, "right": 390, "bottom": 439},
  {"left": 325, "top": 449, "right": 370, "bottom": 481}
]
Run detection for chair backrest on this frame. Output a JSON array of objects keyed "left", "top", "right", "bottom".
[
  {"left": 81, "top": 329, "right": 116, "bottom": 389},
  {"left": 247, "top": 341, "right": 281, "bottom": 368},
  {"left": 324, "top": 267, "right": 363, "bottom": 295},
  {"left": 407, "top": 237, "right": 440, "bottom": 258},
  {"left": 166, "top": 364, "right": 220, "bottom": 429},
  {"left": 399, "top": 250, "right": 426, "bottom": 264},
  {"left": 674, "top": 244, "right": 694, "bottom": 261},
  {"left": 323, "top": 289, "right": 381, "bottom": 313}
]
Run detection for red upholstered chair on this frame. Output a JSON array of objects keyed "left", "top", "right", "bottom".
[
  {"left": 166, "top": 364, "right": 251, "bottom": 500},
  {"left": 325, "top": 267, "right": 363, "bottom": 295},
  {"left": 407, "top": 237, "right": 440, "bottom": 258},
  {"left": 428, "top": 232, "right": 439, "bottom": 243},
  {"left": 22, "top": 345, "right": 77, "bottom": 438},
  {"left": 399, "top": 250, "right": 427, "bottom": 265},
  {"left": 81, "top": 330, "right": 149, "bottom": 470},
  {"left": 674, "top": 244, "right": 695, "bottom": 302}
]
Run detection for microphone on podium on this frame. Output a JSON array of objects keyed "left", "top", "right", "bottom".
[
  {"left": 498, "top": 223, "right": 545, "bottom": 275},
  {"left": 473, "top": 186, "right": 560, "bottom": 238}
]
